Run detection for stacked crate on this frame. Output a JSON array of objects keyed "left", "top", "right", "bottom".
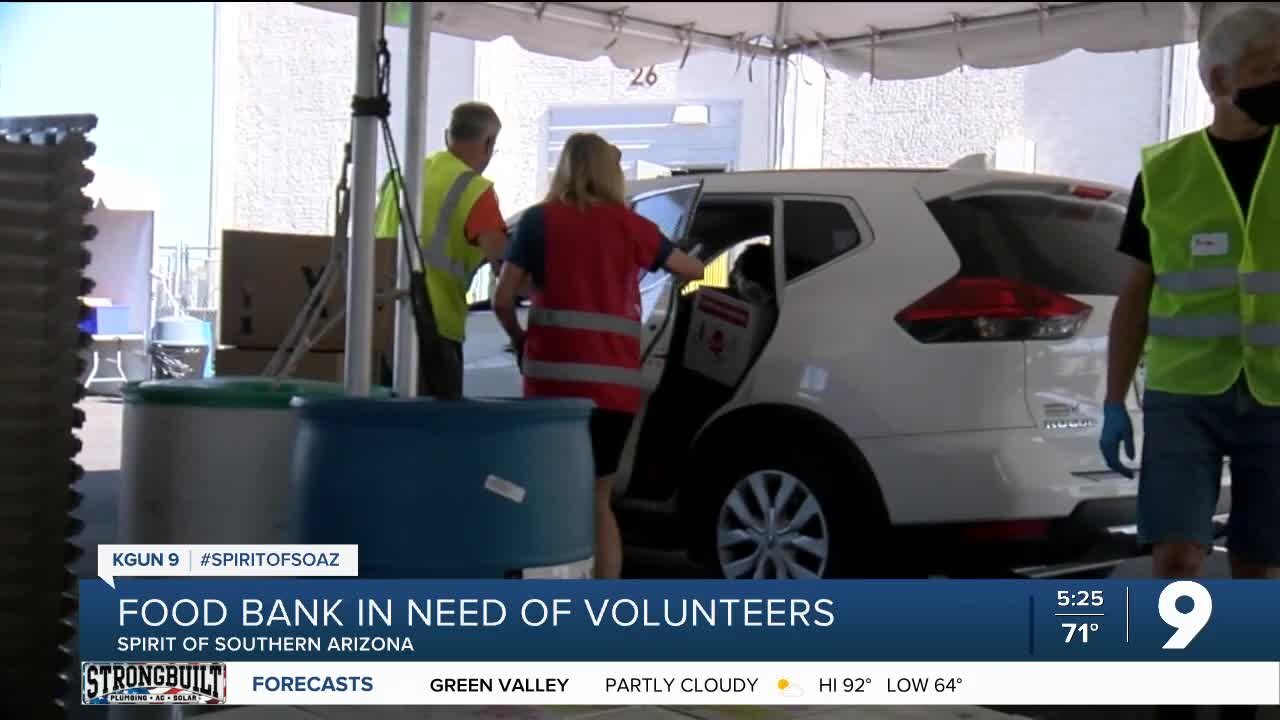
[{"left": 0, "top": 114, "right": 97, "bottom": 719}]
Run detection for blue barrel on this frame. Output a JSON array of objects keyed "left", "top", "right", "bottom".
[{"left": 292, "top": 397, "right": 596, "bottom": 578}]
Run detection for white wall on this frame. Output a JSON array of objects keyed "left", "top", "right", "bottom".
[
  {"left": 474, "top": 39, "right": 774, "bottom": 215},
  {"left": 1021, "top": 49, "right": 1167, "bottom": 186},
  {"left": 474, "top": 36, "right": 674, "bottom": 215},
  {"left": 221, "top": 2, "right": 354, "bottom": 235},
  {"left": 821, "top": 47, "right": 1170, "bottom": 188},
  {"left": 1169, "top": 44, "right": 1215, "bottom": 138},
  {"left": 217, "top": 2, "right": 474, "bottom": 236},
  {"left": 823, "top": 63, "right": 1027, "bottom": 170},
  {"left": 379, "top": 25, "right": 477, "bottom": 185},
  {"left": 672, "top": 48, "right": 775, "bottom": 171}
]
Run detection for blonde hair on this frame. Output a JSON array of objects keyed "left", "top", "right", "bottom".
[{"left": 546, "top": 132, "right": 626, "bottom": 210}]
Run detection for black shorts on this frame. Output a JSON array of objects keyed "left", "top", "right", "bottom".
[
  {"left": 590, "top": 409, "right": 635, "bottom": 477},
  {"left": 417, "top": 338, "right": 464, "bottom": 400}
]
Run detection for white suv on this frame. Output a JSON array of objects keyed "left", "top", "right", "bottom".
[{"left": 464, "top": 167, "right": 1231, "bottom": 579}]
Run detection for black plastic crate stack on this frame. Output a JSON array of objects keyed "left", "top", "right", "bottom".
[{"left": 0, "top": 114, "right": 98, "bottom": 719}]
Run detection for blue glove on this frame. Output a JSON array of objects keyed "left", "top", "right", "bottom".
[{"left": 1099, "top": 402, "right": 1136, "bottom": 479}]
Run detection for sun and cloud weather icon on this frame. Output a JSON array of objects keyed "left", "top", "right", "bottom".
[{"left": 776, "top": 678, "right": 804, "bottom": 698}]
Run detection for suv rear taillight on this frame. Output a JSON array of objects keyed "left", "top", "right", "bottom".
[{"left": 895, "top": 276, "right": 1092, "bottom": 343}]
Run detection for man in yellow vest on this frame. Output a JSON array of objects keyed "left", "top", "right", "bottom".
[
  {"left": 375, "top": 101, "right": 509, "bottom": 398},
  {"left": 1103, "top": 7, "right": 1280, "bottom": 594}
]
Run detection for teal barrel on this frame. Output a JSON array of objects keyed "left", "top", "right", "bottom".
[{"left": 291, "top": 397, "right": 597, "bottom": 578}]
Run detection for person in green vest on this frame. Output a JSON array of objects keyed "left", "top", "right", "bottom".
[
  {"left": 1103, "top": 6, "right": 1280, "bottom": 595},
  {"left": 374, "top": 101, "right": 510, "bottom": 398}
]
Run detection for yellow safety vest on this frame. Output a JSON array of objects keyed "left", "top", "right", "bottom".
[
  {"left": 374, "top": 151, "right": 492, "bottom": 342},
  {"left": 1140, "top": 128, "right": 1280, "bottom": 405}
]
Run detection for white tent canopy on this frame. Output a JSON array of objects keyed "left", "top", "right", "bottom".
[
  {"left": 292, "top": 1, "right": 1253, "bottom": 395},
  {"left": 301, "top": 2, "right": 1211, "bottom": 80}
]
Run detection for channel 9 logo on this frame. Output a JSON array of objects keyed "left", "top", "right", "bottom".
[{"left": 1159, "top": 580, "right": 1213, "bottom": 650}]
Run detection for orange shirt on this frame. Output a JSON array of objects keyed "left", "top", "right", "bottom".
[{"left": 464, "top": 188, "right": 507, "bottom": 245}]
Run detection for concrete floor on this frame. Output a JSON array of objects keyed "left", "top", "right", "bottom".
[{"left": 66, "top": 398, "right": 1269, "bottom": 719}]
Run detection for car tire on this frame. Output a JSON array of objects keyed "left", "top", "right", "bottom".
[{"left": 689, "top": 441, "right": 888, "bottom": 579}]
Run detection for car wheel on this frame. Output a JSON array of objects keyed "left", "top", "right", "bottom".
[
  {"left": 694, "top": 446, "right": 885, "bottom": 579},
  {"left": 713, "top": 467, "right": 832, "bottom": 578}
]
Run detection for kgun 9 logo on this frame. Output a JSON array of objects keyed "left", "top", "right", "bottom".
[{"left": 1158, "top": 580, "right": 1213, "bottom": 650}]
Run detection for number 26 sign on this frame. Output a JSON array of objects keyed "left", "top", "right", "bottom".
[{"left": 629, "top": 66, "right": 659, "bottom": 88}]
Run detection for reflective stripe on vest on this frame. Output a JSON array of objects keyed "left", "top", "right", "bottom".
[
  {"left": 1154, "top": 268, "right": 1280, "bottom": 294},
  {"left": 528, "top": 307, "right": 643, "bottom": 339},
  {"left": 522, "top": 359, "right": 646, "bottom": 388},
  {"left": 1247, "top": 324, "right": 1280, "bottom": 346},
  {"left": 421, "top": 170, "right": 478, "bottom": 284},
  {"left": 1242, "top": 271, "right": 1280, "bottom": 294},
  {"left": 1156, "top": 266, "right": 1239, "bottom": 292},
  {"left": 1148, "top": 313, "right": 1241, "bottom": 339},
  {"left": 523, "top": 306, "right": 646, "bottom": 387}
]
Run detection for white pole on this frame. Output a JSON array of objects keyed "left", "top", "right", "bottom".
[
  {"left": 344, "top": 1, "right": 381, "bottom": 396},
  {"left": 393, "top": 1, "right": 433, "bottom": 396},
  {"left": 769, "top": 3, "right": 788, "bottom": 170}
]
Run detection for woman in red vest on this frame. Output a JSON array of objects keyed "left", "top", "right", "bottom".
[{"left": 493, "top": 132, "right": 704, "bottom": 578}]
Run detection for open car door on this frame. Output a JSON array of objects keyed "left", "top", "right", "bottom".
[
  {"left": 615, "top": 180, "right": 704, "bottom": 494},
  {"left": 632, "top": 181, "right": 705, "bottom": 385}
]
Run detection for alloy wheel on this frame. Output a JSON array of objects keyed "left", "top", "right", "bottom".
[{"left": 715, "top": 469, "right": 830, "bottom": 579}]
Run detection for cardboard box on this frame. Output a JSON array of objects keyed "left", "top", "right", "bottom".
[
  {"left": 682, "top": 288, "right": 763, "bottom": 388},
  {"left": 214, "top": 347, "right": 392, "bottom": 385},
  {"left": 220, "top": 230, "right": 398, "bottom": 352},
  {"left": 214, "top": 348, "right": 344, "bottom": 383}
]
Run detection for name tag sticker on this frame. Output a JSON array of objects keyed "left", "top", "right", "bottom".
[{"left": 1191, "top": 232, "right": 1230, "bottom": 257}]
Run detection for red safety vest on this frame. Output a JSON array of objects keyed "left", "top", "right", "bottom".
[{"left": 522, "top": 201, "right": 647, "bottom": 414}]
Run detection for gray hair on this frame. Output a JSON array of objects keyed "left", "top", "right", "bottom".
[
  {"left": 1198, "top": 6, "right": 1280, "bottom": 91},
  {"left": 448, "top": 102, "right": 501, "bottom": 143}
]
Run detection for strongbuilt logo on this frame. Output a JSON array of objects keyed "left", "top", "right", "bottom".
[{"left": 82, "top": 662, "right": 227, "bottom": 705}]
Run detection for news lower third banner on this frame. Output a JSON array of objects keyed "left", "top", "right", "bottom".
[{"left": 78, "top": 573, "right": 1280, "bottom": 706}]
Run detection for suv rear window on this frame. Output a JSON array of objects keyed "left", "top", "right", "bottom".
[{"left": 927, "top": 193, "right": 1130, "bottom": 296}]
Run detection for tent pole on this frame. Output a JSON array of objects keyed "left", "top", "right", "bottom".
[
  {"left": 769, "top": 2, "right": 788, "bottom": 170},
  {"left": 393, "top": 1, "right": 433, "bottom": 396},
  {"left": 771, "top": 54, "right": 791, "bottom": 169},
  {"left": 344, "top": 1, "right": 380, "bottom": 396}
]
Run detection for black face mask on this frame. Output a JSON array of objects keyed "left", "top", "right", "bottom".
[{"left": 1235, "top": 78, "right": 1280, "bottom": 126}]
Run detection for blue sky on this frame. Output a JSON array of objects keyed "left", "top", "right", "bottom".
[{"left": 0, "top": 2, "right": 216, "bottom": 251}]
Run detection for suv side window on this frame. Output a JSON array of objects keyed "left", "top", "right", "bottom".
[
  {"left": 631, "top": 185, "right": 702, "bottom": 320},
  {"left": 631, "top": 185, "right": 701, "bottom": 288},
  {"left": 782, "top": 199, "right": 862, "bottom": 280},
  {"left": 632, "top": 185, "right": 700, "bottom": 241}
]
